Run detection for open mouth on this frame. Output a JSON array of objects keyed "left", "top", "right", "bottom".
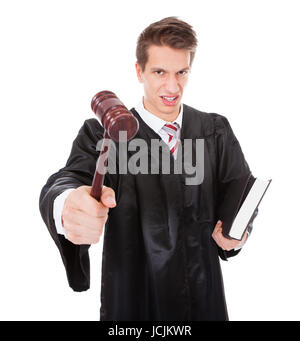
[{"left": 160, "top": 95, "right": 179, "bottom": 106}]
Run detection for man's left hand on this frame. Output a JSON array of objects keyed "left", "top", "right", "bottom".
[{"left": 212, "top": 220, "right": 248, "bottom": 251}]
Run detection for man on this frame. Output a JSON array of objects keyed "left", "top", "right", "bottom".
[{"left": 39, "top": 17, "right": 253, "bottom": 320}]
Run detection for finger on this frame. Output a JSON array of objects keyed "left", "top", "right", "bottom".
[
  {"left": 66, "top": 231, "right": 100, "bottom": 245},
  {"left": 236, "top": 230, "right": 249, "bottom": 249},
  {"left": 215, "top": 220, "right": 222, "bottom": 230},
  {"left": 100, "top": 186, "right": 116, "bottom": 208},
  {"left": 212, "top": 229, "right": 224, "bottom": 248},
  {"left": 69, "top": 186, "right": 112, "bottom": 217},
  {"left": 68, "top": 187, "right": 105, "bottom": 217},
  {"left": 63, "top": 207, "right": 108, "bottom": 232},
  {"left": 213, "top": 232, "right": 239, "bottom": 251},
  {"left": 63, "top": 217, "right": 95, "bottom": 235},
  {"left": 212, "top": 220, "right": 222, "bottom": 235},
  {"left": 63, "top": 218, "right": 104, "bottom": 239},
  {"left": 242, "top": 230, "right": 249, "bottom": 242}
]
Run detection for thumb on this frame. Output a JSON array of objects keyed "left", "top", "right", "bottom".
[{"left": 100, "top": 186, "right": 116, "bottom": 208}]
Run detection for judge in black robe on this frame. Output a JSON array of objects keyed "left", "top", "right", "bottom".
[{"left": 39, "top": 103, "right": 254, "bottom": 321}]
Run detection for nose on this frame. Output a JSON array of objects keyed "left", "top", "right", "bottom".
[{"left": 165, "top": 74, "right": 180, "bottom": 94}]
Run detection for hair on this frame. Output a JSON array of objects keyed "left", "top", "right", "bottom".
[{"left": 136, "top": 16, "right": 198, "bottom": 71}]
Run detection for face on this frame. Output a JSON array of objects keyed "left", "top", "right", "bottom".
[{"left": 135, "top": 45, "right": 190, "bottom": 121}]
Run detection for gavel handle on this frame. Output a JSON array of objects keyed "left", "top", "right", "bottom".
[{"left": 90, "top": 131, "right": 111, "bottom": 202}]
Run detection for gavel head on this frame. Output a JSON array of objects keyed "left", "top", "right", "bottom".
[{"left": 91, "top": 91, "right": 139, "bottom": 142}]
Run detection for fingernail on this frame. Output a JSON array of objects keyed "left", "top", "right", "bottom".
[{"left": 106, "top": 196, "right": 116, "bottom": 206}]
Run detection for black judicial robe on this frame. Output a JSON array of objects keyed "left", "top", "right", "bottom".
[{"left": 39, "top": 104, "right": 254, "bottom": 321}]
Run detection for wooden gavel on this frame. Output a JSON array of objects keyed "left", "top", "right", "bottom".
[{"left": 90, "top": 91, "right": 139, "bottom": 201}]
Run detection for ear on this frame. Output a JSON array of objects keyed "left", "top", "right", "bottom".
[{"left": 135, "top": 62, "right": 143, "bottom": 83}]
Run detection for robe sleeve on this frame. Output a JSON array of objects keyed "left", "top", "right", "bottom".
[
  {"left": 214, "top": 114, "right": 257, "bottom": 260},
  {"left": 39, "top": 118, "right": 106, "bottom": 291}
]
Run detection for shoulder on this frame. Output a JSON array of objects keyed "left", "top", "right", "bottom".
[
  {"left": 81, "top": 118, "right": 103, "bottom": 132},
  {"left": 183, "top": 104, "right": 231, "bottom": 135},
  {"left": 78, "top": 118, "right": 104, "bottom": 140}
]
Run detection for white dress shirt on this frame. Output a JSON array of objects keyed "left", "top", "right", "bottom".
[{"left": 53, "top": 98, "right": 183, "bottom": 236}]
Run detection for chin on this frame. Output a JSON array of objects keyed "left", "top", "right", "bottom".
[{"left": 161, "top": 102, "right": 181, "bottom": 112}]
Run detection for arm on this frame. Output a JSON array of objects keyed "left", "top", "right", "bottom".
[
  {"left": 212, "top": 115, "right": 258, "bottom": 260},
  {"left": 39, "top": 118, "right": 113, "bottom": 291}
]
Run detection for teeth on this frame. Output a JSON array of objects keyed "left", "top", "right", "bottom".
[{"left": 163, "top": 96, "right": 176, "bottom": 101}]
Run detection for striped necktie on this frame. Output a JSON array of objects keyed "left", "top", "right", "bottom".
[{"left": 162, "top": 122, "right": 180, "bottom": 156}]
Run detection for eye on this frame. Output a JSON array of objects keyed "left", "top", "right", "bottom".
[
  {"left": 178, "top": 70, "right": 188, "bottom": 76},
  {"left": 154, "top": 70, "right": 164, "bottom": 75}
]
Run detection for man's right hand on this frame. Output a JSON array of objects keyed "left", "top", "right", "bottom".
[{"left": 61, "top": 185, "right": 116, "bottom": 245}]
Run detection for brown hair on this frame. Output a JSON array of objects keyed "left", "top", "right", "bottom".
[{"left": 136, "top": 17, "right": 198, "bottom": 71}]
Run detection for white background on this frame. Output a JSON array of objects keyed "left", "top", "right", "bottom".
[{"left": 0, "top": 0, "right": 299, "bottom": 321}]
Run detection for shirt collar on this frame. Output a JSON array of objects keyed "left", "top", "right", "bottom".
[{"left": 134, "top": 98, "right": 183, "bottom": 134}]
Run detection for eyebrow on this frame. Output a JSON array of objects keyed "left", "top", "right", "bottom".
[{"left": 150, "top": 66, "right": 190, "bottom": 72}]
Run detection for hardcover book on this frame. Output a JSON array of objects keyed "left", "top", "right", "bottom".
[{"left": 218, "top": 173, "right": 271, "bottom": 240}]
